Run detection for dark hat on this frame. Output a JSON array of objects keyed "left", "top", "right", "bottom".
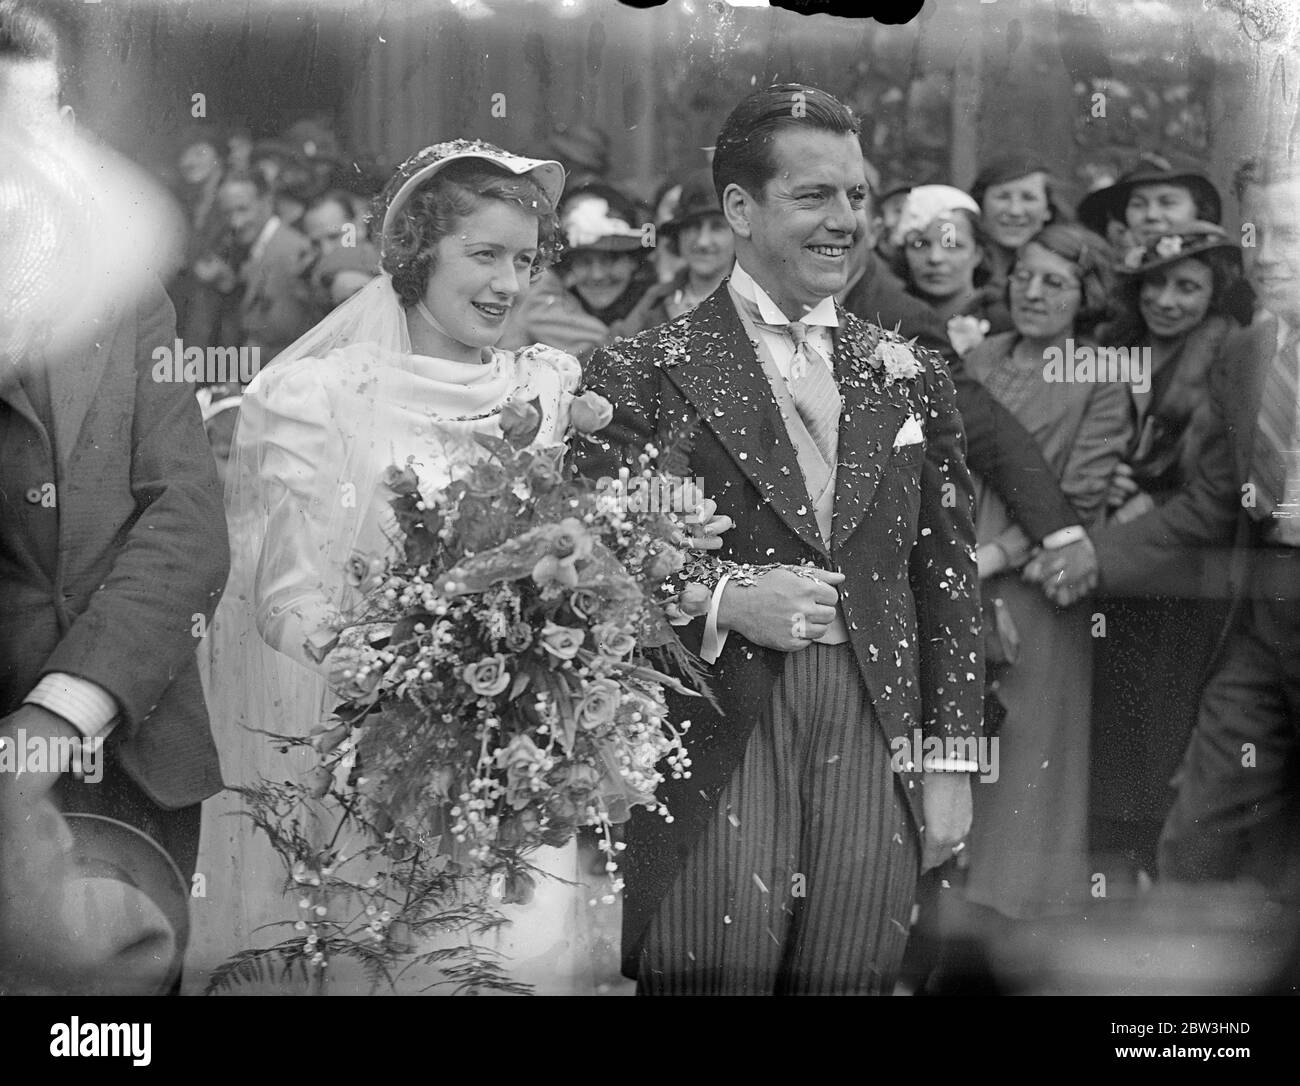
[
  {"left": 1116, "top": 220, "right": 1240, "bottom": 276},
  {"left": 0, "top": 808, "right": 190, "bottom": 995},
  {"left": 660, "top": 170, "right": 724, "bottom": 235},
  {"left": 970, "top": 152, "right": 1054, "bottom": 203},
  {"left": 877, "top": 179, "right": 915, "bottom": 204},
  {"left": 1078, "top": 150, "right": 1223, "bottom": 235},
  {"left": 544, "top": 124, "right": 611, "bottom": 179}
]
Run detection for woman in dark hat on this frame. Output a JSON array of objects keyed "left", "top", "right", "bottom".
[
  {"left": 1089, "top": 222, "right": 1245, "bottom": 887},
  {"left": 649, "top": 169, "right": 734, "bottom": 322},
  {"left": 970, "top": 153, "right": 1075, "bottom": 294},
  {"left": 1076, "top": 150, "right": 1222, "bottom": 248}
]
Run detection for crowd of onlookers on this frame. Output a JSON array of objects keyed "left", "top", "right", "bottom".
[{"left": 167, "top": 115, "right": 1279, "bottom": 923}]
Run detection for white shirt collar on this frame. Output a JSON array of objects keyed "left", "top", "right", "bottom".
[{"left": 729, "top": 260, "right": 839, "bottom": 328}]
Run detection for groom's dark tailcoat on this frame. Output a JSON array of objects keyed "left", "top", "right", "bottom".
[
  {"left": 579, "top": 283, "right": 984, "bottom": 977},
  {"left": 0, "top": 284, "right": 228, "bottom": 869}
]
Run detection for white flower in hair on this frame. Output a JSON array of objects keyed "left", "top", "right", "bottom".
[{"left": 1154, "top": 234, "right": 1184, "bottom": 259}]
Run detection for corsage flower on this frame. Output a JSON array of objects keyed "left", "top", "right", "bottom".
[
  {"left": 946, "top": 314, "right": 990, "bottom": 359},
  {"left": 871, "top": 337, "right": 924, "bottom": 384}
]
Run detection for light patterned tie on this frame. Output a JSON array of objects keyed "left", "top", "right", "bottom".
[
  {"left": 1248, "top": 331, "right": 1300, "bottom": 520},
  {"left": 786, "top": 319, "right": 841, "bottom": 465}
]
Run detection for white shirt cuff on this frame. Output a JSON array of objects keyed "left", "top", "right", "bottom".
[
  {"left": 1041, "top": 525, "right": 1085, "bottom": 550},
  {"left": 24, "top": 673, "right": 119, "bottom": 740},
  {"left": 923, "top": 758, "right": 980, "bottom": 773},
  {"left": 700, "top": 572, "right": 733, "bottom": 665}
]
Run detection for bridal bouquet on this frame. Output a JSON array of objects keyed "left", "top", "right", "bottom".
[
  {"left": 311, "top": 400, "right": 712, "bottom": 894},
  {"left": 214, "top": 394, "right": 713, "bottom": 994}
]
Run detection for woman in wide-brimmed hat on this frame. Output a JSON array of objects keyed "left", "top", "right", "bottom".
[
  {"left": 1076, "top": 150, "right": 1222, "bottom": 248},
  {"left": 500, "top": 182, "right": 662, "bottom": 360},
  {"left": 648, "top": 169, "right": 734, "bottom": 322},
  {"left": 1089, "top": 221, "right": 1246, "bottom": 887}
]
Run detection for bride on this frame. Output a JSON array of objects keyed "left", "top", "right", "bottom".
[{"left": 188, "top": 140, "right": 600, "bottom": 995}]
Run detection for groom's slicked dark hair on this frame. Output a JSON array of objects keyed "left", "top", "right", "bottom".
[
  {"left": 712, "top": 83, "right": 860, "bottom": 205},
  {"left": 0, "top": 0, "right": 62, "bottom": 74}
]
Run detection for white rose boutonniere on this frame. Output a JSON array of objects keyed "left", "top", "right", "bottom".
[
  {"left": 946, "top": 314, "right": 991, "bottom": 359},
  {"left": 871, "top": 336, "right": 924, "bottom": 385}
]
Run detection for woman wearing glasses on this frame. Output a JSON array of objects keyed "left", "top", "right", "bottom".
[{"left": 958, "top": 223, "right": 1132, "bottom": 924}]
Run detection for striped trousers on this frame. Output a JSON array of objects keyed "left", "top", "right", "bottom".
[{"left": 637, "top": 643, "right": 919, "bottom": 995}]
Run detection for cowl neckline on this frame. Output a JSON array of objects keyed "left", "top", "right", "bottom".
[{"left": 325, "top": 341, "right": 522, "bottom": 419}]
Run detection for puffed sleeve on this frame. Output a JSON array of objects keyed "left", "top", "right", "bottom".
[
  {"left": 235, "top": 359, "right": 349, "bottom": 671},
  {"left": 515, "top": 343, "right": 582, "bottom": 440}
]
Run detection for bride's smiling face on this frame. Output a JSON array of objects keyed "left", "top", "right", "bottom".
[{"left": 421, "top": 199, "right": 540, "bottom": 351}]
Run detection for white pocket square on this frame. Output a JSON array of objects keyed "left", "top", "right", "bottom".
[{"left": 893, "top": 414, "right": 924, "bottom": 448}]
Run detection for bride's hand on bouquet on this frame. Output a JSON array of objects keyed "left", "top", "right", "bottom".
[{"left": 680, "top": 497, "right": 733, "bottom": 552}]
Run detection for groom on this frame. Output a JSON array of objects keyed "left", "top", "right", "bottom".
[{"left": 580, "top": 84, "right": 983, "bottom": 994}]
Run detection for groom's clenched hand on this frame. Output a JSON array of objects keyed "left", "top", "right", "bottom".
[{"left": 718, "top": 568, "right": 845, "bottom": 652}]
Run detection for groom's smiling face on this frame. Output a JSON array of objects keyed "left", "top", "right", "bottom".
[{"left": 726, "top": 128, "right": 867, "bottom": 317}]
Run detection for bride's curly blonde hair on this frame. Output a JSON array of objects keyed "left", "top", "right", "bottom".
[{"left": 372, "top": 159, "right": 562, "bottom": 308}]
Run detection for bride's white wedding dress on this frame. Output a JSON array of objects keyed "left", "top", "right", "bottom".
[{"left": 186, "top": 324, "right": 599, "bottom": 994}]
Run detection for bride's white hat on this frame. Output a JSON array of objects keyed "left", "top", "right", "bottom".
[{"left": 379, "top": 138, "right": 567, "bottom": 243}]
